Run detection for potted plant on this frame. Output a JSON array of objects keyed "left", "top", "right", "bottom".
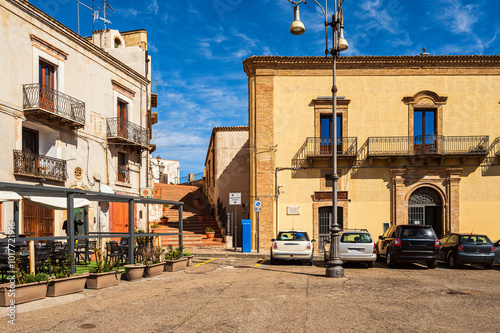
[
  {"left": 160, "top": 215, "right": 169, "bottom": 224},
  {"left": 46, "top": 255, "right": 88, "bottom": 297},
  {"left": 0, "top": 254, "right": 49, "bottom": 306},
  {"left": 150, "top": 221, "right": 160, "bottom": 233},
  {"left": 183, "top": 248, "right": 194, "bottom": 267},
  {"left": 205, "top": 227, "right": 215, "bottom": 239},
  {"left": 143, "top": 246, "right": 165, "bottom": 278},
  {"left": 86, "top": 248, "right": 122, "bottom": 289},
  {"left": 164, "top": 245, "right": 188, "bottom": 272}
]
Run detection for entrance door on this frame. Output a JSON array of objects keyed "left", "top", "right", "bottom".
[
  {"left": 408, "top": 188, "right": 443, "bottom": 238},
  {"left": 23, "top": 200, "right": 54, "bottom": 238},
  {"left": 39, "top": 60, "right": 56, "bottom": 111},
  {"left": 318, "top": 206, "right": 343, "bottom": 253},
  {"left": 320, "top": 115, "right": 342, "bottom": 155},
  {"left": 117, "top": 100, "right": 128, "bottom": 139}
]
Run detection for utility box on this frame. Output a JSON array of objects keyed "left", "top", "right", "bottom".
[{"left": 241, "top": 219, "right": 251, "bottom": 253}]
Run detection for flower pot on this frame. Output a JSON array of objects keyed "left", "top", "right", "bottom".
[
  {"left": 0, "top": 281, "right": 48, "bottom": 306},
  {"left": 86, "top": 271, "right": 122, "bottom": 289},
  {"left": 206, "top": 232, "right": 215, "bottom": 239},
  {"left": 144, "top": 262, "right": 165, "bottom": 277},
  {"left": 124, "top": 264, "right": 145, "bottom": 281},
  {"left": 160, "top": 218, "right": 168, "bottom": 224},
  {"left": 185, "top": 255, "right": 194, "bottom": 267},
  {"left": 46, "top": 274, "right": 88, "bottom": 297},
  {"left": 164, "top": 258, "right": 188, "bottom": 272},
  {"left": 151, "top": 228, "right": 159, "bottom": 233}
]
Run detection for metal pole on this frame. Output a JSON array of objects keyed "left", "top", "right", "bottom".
[
  {"left": 234, "top": 207, "right": 237, "bottom": 252},
  {"left": 326, "top": 1, "right": 344, "bottom": 278},
  {"left": 179, "top": 203, "right": 184, "bottom": 255},
  {"left": 14, "top": 200, "right": 19, "bottom": 242},
  {"left": 128, "top": 199, "right": 134, "bottom": 264},
  {"left": 67, "top": 192, "right": 75, "bottom": 274},
  {"left": 257, "top": 210, "right": 260, "bottom": 253}
]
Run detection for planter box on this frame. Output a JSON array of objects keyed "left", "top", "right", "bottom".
[
  {"left": 164, "top": 258, "right": 188, "bottom": 272},
  {"left": 144, "top": 262, "right": 165, "bottom": 277},
  {"left": 185, "top": 256, "right": 194, "bottom": 267},
  {"left": 46, "top": 274, "right": 88, "bottom": 297},
  {"left": 0, "top": 281, "right": 48, "bottom": 306},
  {"left": 124, "top": 264, "right": 145, "bottom": 281},
  {"left": 86, "top": 271, "right": 122, "bottom": 289}
]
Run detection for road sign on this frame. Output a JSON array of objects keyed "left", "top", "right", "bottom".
[
  {"left": 229, "top": 192, "right": 241, "bottom": 205},
  {"left": 254, "top": 200, "right": 262, "bottom": 212}
]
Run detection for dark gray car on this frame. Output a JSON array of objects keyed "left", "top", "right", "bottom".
[{"left": 439, "top": 233, "right": 495, "bottom": 269}]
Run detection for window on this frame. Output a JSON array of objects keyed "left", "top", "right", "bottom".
[
  {"left": 117, "top": 100, "right": 129, "bottom": 138},
  {"left": 22, "top": 128, "right": 39, "bottom": 154},
  {"left": 117, "top": 152, "right": 129, "bottom": 183},
  {"left": 114, "top": 38, "right": 122, "bottom": 48},
  {"left": 39, "top": 60, "right": 56, "bottom": 111},
  {"left": 414, "top": 110, "right": 436, "bottom": 153},
  {"left": 320, "top": 115, "right": 342, "bottom": 154}
]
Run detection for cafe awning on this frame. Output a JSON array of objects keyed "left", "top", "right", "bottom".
[
  {"left": 0, "top": 191, "right": 22, "bottom": 202},
  {"left": 24, "top": 196, "right": 91, "bottom": 210}
]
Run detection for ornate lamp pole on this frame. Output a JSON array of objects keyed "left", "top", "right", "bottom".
[{"left": 287, "top": 0, "right": 348, "bottom": 278}]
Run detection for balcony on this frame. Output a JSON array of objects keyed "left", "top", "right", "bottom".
[
  {"left": 13, "top": 150, "right": 67, "bottom": 181},
  {"left": 23, "top": 83, "right": 85, "bottom": 129},
  {"left": 355, "top": 135, "right": 489, "bottom": 166},
  {"left": 292, "top": 137, "right": 357, "bottom": 167},
  {"left": 106, "top": 118, "right": 149, "bottom": 150},
  {"left": 117, "top": 165, "right": 130, "bottom": 183}
]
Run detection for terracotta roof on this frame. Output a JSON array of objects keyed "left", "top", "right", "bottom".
[{"left": 212, "top": 126, "right": 249, "bottom": 133}]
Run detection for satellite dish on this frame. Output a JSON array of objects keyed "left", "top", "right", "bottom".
[{"left": 100, "top": 185, "right": 114, "bottom": 194}]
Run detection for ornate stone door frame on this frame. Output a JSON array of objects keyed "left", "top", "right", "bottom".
[{"left": 391, "top": 168, "right": 461, "bottom": 235}]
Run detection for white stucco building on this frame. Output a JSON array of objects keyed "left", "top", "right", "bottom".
[{"left": 151, "top": 156, "right": 180, "bottom": 185}]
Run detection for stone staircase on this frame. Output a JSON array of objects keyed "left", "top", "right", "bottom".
[{"left": 153, "top": 184, "right": 225, "bottom": 248}]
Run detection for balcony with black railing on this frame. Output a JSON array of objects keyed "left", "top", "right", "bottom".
[
  {"left": 23, "top": 83, "right": 85, "bottom": 129},
  {"left": 365, "top": 135, "right": 489, "bottom": 157},
  {"left": 106, "top": 117, "right": 149, "bottom": 149},
  {"left": 292, "top": 137, "right": 357, "bottom": 166},
  {"left": 13, "top": 150, "right": 67, "bottom": 181}
]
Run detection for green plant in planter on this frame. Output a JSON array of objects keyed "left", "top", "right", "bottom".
[
  {"left": 135, "top": 227, "right": 147, "bottom": 245},
  {"left": 151, "top": 221, "right": 160, "bottom": 229},
  {"left": 164, "top": 245, "right": 184, "bottom": 260},
  {"left": 205, "top": 227, "right": 214, "bottom": 233},
  {"left": 13, "top": 253, "right": 49, "bottom": 285},
  {"left": 89, "top": 248, "right": 115, "bottom": 274},
  {"left": 139, "top": 245, "right": 164, "bottom": 265},
  {"left": 46, "top": 254, "right": 74, "bottom": 279},
  {"left": 183, "top": 248, "right": 192, "bottom": 257}
]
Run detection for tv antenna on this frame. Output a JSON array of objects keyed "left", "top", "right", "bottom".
[{"left": 77, "top": 0, "right": 114, "bottom": 39}]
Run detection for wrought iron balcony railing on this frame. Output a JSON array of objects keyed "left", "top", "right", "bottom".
[
  {"left": 293, "top": 137, "right": 357, "bottom": 162},
  {"left": 23, "top": 83, "right": 85, "bottom": 128},
  {"left": 13, "top": 150, "right": 67, "bottom": 181},
  {"left": 366, "top": 135, "right": 489, "bottom": 156},
  {"left": 117, "top": 165, "right": 130, "bottom": 183},
  {"left": 106, "top": 117, "right": 149, "bottom": 148}
]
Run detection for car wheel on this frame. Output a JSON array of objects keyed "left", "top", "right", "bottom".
[
  {"left": 307, "top": 257, "right": 314, "bottom": 266},
  {"left": 270, "top": 253, "right": 276, "bottom": 265},
  {"left": 448, "top": 254, "right": 457, "bottom": 269},
  {"left": 386, "top": 250, "right": 397, "bottom": 268},
  {"left": 427, "top": 259, "right": 437, "bottom": 269},
  {"left": 366, "top": 262, "right": 374, "bottom": 268},
  {"left": 484, "top": 263, "right": 494, "bottom": 270}
]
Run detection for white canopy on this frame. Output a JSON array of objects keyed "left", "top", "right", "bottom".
[
  {"left": 0, "top": 191, "right": 22, "bottom": 202},
  {"left": 25, "top": 196, "right": 91, "bottom": 210}
]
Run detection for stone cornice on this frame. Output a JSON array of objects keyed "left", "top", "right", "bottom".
[
  {"left": 243, "top": 55, "right": 500, "bottom": 77},
  {"left": 7, "top": 0, "right": 150, "bottom": 86}
]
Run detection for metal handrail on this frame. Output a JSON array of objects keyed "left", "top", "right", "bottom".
[
  {"left": 22, "top": 83, "right": 85, "bottom": 125},
  {"left": 304, "top": 137, "right": 358, "bottom": 156},
  {"left": 13, "top": 150, "right": 67, "bottom": 181},
  {"left": 106, "top": 117, "right": 149, "bottom": 147}
]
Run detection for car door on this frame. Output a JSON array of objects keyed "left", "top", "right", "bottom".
[
  {"left": 439, "top": 235, "right": 450, "bottom": 261},
  {"left": 379, "top": 227, "right": 395, "bottom": 256}
]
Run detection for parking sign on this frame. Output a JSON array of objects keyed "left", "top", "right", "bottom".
[{"left": 254, "top": 200, "right": 262, "bottom": 212}]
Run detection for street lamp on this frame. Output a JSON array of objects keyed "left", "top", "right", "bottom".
[
  {"left": 287, "top": 0, "right": 348, "bottom": 278},
  {"left": 156, "top": 155, "right": 165, "bottom": 179}
]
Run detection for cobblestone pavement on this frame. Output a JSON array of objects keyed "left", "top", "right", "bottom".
[{"left": 2, "top": 259, "right": 499, "bottom": 332}]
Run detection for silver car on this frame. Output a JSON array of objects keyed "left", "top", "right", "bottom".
[{"left": 324, "top": 230, "right": 377, "bottom": 267}]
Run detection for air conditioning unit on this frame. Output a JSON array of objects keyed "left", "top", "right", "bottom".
[{"left": 140, "top": 188, "right": 152, "bottom": 197}]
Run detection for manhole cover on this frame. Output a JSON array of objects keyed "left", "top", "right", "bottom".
[
  {"left": 78, "top": 323, "right": 96, "bottom": 329},
  {"left": 447, "top": 289, "right": 471, "bottom": 295}
]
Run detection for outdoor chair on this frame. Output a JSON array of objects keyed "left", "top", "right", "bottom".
[
  {"left": 35, "top": 247, "right": 51, "bottom": 273},
  {"left": 76, "top": 240, "right": 96, "bottom": 266},
  {"left": 51, "top": 243, "right": 68, "bottom": 264},
  {"left": 106, "top": 241, "right": 123, "bottom": 266}
]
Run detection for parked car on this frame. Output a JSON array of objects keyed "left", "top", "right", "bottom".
[
  {"left": 439, "top": 233, "right": 495, "bottom": 269},
  {"left": 495, "top": 240, "right": 500, "bottom": 265},
  {"left": 270, "top": 230, "right": 315, "bottom": 265},
  {"left": 323, "top": 229, "right": 377, "bottom": 267},
  {"left": 376, "top": 225, "right": 440, "bottom": 269}
]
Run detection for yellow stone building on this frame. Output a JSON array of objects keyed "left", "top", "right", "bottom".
[{"left": 243, "top": 55, "right": 500, "bottom": 252}]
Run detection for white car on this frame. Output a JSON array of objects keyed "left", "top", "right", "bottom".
[
  {"left": 270, "top": 230, "right": 315, "bottom": 265},
  {"left": 324, "top": 230, "right": 377, "bottom": 267}
]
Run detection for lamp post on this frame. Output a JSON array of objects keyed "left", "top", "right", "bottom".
[
  {"left": 287, "top": 0, "right": 348, "bottom": 278},
  {"left": 156, "top": 155, "right": 165, "bottom": 181}
]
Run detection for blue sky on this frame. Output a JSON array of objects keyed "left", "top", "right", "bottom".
[{"left": 31, "top": 0, "right": 500, "bottom": 178}]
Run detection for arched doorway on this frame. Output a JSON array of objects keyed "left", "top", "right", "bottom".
[{"left": 408, "top": 187, "right": 443, "bottom": 238}]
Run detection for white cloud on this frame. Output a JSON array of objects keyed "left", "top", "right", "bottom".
[{"left": 438, "top": 0, "right": 479, "bottom": 34}]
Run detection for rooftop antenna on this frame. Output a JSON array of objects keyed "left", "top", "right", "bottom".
[
  {"left": 100, "top": 0, "right": 114, "bottom": 48},
  {"left": 77, "top": 0, "right": 98, "bottom": 35}
]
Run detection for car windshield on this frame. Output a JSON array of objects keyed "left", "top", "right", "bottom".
[
  {"left": 341, "top": 233, "right": 372, "bottom": 243},
  {"left": 400, "top": 227, "right": 435, "bottom": 239},
  {"left": 460, "top": 235, "right": 491, "bottom": 245},
  {"left": 277, "top": 232, "right": 309, "bottom": 241}
]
